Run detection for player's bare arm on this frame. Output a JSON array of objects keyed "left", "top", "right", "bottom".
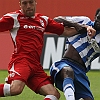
[{"left": 54, "top": 16, "right": 96, "bottom": 38}]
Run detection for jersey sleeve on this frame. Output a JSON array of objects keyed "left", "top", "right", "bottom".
[
  {"left": 0, "top": 15, "right": 14, "bottom": 32},
  {"left": 65, "top": 16, "right": 92, "bottom": 25},
  {"left": 45, "top": 18, "right": 64, "bottom": 35}
]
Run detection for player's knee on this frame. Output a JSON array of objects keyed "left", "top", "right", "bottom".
[
  {"left": 10, "top": 81, "right": 25, "bottom": 96},
  {"left": 61, "top": 66, "right": 74, "bottom": 79},
  {"left": 10, "top": 84, "right": 23, "bottom": 95}
]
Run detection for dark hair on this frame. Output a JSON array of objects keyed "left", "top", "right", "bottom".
[{"left": 95, "top": 8, "right": 100, "bottom": 16}]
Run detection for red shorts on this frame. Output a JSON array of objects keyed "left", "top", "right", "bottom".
[{"left": 6, "top": 57, "right": 53, "bottom": 93}]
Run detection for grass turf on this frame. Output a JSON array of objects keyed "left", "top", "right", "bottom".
[{"left": 0, "top": 70, "right": 100, "bottom": 100}]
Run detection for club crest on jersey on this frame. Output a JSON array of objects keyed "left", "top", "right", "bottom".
[
  {"left": 0, "top": 17, "right": 3, "bottom": 20},
  {"left": 9, "top": 73, "right": 15, "bottom": 78},
  {"left": 40, "top": 19, "right": 45, "bottom": 27}
]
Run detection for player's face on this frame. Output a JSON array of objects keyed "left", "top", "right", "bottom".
[
  {"left": 94, "top": 11, "right": 100, "bottom": 30},
  {"left": 20, "top": 0, "right": 36, "bottom": 17}
]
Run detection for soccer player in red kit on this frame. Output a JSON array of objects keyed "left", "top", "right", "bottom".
[{"left": 0, "top": 0, "right": 95, "bottom": 100}]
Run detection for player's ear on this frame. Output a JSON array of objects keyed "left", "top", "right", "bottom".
[
  {"left": 19, "top": 2, "right": 21, "bottom": 8},
  {"left": 35, "top": 0, "right": 37, "bottom": 4}
]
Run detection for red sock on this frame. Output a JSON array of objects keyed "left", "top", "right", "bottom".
[
  {"left": 44, "top": 95, "right": 58, "bottom": 100},
  {"left": 44, "top": 98, "right": 51, "bottom": 100},
  {"left": 0, "top": 84, "right": 4, "bottom": 97}
]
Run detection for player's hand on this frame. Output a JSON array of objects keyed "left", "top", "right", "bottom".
[{"left": 87, "top": 26, "right": 96, "bottom": 38}]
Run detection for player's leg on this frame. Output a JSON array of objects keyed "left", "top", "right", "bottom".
[
  {"left": 0, "top": 58, "right": 31, "bottom": 97},
  {"left": 59, "top": 66, "right": 75, "bottom": 100},
  {"left": 0, "top": 80, "right": 25, "bottom": 97},
  {"left": 26, "top": 64, "right": 60, "bottom": 100},
  {"left": 83, "top": 98, "right": 92, "bottom": 100},
  {"left": 78, "top": 97, "right": 92, "bottom": 100},
  {"left": 39, "top": 84, "right": 60, "bottom": 100},
  {"left": 27, "top": 80, "right": 60, "bottom": 100},
  {"left": 10, "top": 80, "right": 25, "bottom": 95},
  {"left": 27, "top": 77, "right": 60, "bottom": 100},
  {"left": 73, "top": 66, "right": 94, "bottom": 100},
  {"left": 50, "top": 60, "right": 75, "bottom": 100}
]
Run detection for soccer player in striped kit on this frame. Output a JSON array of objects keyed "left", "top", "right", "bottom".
[
  {"left": 50, "top": 9, "right": 100, "bottom": 100},
  {"left": 0, "top": 0, "right": 95, "bottom": 100}
]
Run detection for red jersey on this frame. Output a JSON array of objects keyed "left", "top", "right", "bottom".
[{"left": 0, "top": 10, "right": 64, "bottom": 62}]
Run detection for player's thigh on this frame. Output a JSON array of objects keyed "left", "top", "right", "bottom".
[
  {"left": 7, "top": 58, "right": 31, "bottom": 84},
  {"left": 26, "top": 71, "right": 53, "bottom": 94},
  {"left": 26, "top": 66, "right": 59, "bottom": 97},
  {"left": 27, "top": 74, "right": 60, "bottom": 99}
]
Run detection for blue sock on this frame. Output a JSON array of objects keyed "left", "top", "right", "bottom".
[{"left": 63, "top": 77, "right": 75, "bottom": 100}]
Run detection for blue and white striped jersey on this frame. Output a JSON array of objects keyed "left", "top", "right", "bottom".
[{"left": 65, "top": 16, "right": 100, "bottom": 72}]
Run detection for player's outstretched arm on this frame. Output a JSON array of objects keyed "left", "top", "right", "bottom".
[{"left": 54, "top": 16, "right": 96, "bottom": 38}]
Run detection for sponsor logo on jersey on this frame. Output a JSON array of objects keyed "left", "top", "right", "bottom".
[
  {"left": 20, "top": 17, "right": 29, "bottom": 19},
  {"left": 23, "top": 25, "right": 45, "bottom": 32}
]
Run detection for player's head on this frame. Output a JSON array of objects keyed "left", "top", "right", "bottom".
[
  {"left": 95, "top": 8, "right": 100, "bottom": 17},
  {"left": 94, "top": 8, "right": 100, "bottom": 30},
  {"left": 19, "top": 0, "right": 37, "bottom": 17}
]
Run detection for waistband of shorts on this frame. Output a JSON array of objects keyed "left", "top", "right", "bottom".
[{"left": 62, "top": 57, "right": 86, "bottom": 71}]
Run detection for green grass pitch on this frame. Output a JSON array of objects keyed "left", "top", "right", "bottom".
[{"left": 0, "top": 70, "right": 100, "bottom": 100}]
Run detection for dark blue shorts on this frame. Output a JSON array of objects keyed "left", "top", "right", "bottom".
[{"left": 50, "top": 59, "right": 94, "bottom": 100}]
